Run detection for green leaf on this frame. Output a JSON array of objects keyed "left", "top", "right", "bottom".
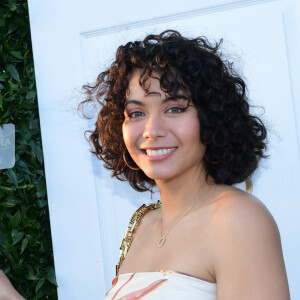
[
  {"left": 12, "top": 231, "right": 24, "bottom": 245},
  {"left": 39, "top": 258, "right": 48, "bottom": 264},
  {"left": 20, "top": 237, "right": 28, "bottom": 254},
  {"left": 7, "top": 22, "right": 17, "bottom": 35},
  {"left": 47, "top": 276, "right": 58, "bottom": 287},
  {"left": 0, "top": 93, "right": 3, "bottom": 108},
  {"left": 26, "top": 90, "right": 36, "bottom": 100},
  {"left": 36, "top": 290, "right": 45, "bottom": 299},
  {"left": 29, "top": 119, "right": 38, "bottom": 129},
  {"left": 16, "top": 160, "right": 27, "bottom": 168},
  {"left": 23, "top": 49, "right": 30, "bottom": 61},
  {"left": 7, "top": 65, "right": 20, "bottom": 82},
  {"left": 0, "top": 232, "right": 11, "bottom": 245},
  {"left": 7, "top": 169, "right": 18, "bottom": 187},
  {"left": 0, "top": 198, "right": 22, "bottom": 207},
  {"left": 36, "top": 170, "right": 45, "bottom": 176},
  {"left": 15, "top": 160, "right": 32, "bottom": 175},
  {"left": 36, "top": 145, "right": 43, "bottom": 163},
  {"left": 0, "top": 186, "right": 15, "bottom": 192},
  {"left": 8, "top": 210, "right": 21, "bottom": 229},
  {"left": 26, "top": 266, "right": 39, "bottom": 281},
  {"left": 46, "top": 267, "right": 57, "bottom": 286},
  {"left": 36, "top": 200, "right": 47, "bottom": 208},
  {"left": 10, "top": 51, "right": 23, "bottom": 59},
  {"left": 35, "top": 278, "right": 45, "bottom": 294},
  {"left": 3, "top": 95, "right": 15, "bottom": 102},
  {"left": 9, "top": 0, "right": 17, "bottom": 11}
]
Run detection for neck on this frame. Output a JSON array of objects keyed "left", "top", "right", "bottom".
[{"left": 155, "top": 163, "right": 215, "bottom": 223}]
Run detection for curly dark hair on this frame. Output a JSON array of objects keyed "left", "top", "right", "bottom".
[{"left": 80, "top": 30, "right": 267, "bottom": 192}]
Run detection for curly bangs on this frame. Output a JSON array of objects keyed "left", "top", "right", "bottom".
[{"left": 80, "top": 29, "right": 267, "bottom": 192}]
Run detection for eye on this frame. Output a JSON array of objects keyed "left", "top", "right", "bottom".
[
  {"left": 166, "top": 106, "right": 188, "bottom": 114},
  {"left": 127, "top": 111, "right": 144, "bottom": 118}
]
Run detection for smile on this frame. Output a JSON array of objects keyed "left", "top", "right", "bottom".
[
  {"left": 140, "top": 147, "right": 178, "bottom": 163},
  {"left": 145, "top": 147, "right": 177, "bottom": 156}
]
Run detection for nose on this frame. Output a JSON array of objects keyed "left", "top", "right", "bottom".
[{"left": 143, "top": 114, "right": 167, "bottom": 140}]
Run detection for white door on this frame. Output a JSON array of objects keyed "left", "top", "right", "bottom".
[{"left": 28, "top": 0, "right": 300, "bottom": 299}]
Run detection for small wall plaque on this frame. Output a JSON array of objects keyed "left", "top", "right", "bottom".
[{"left": 0, "top": 124, "right": 15, "bottom": 170}]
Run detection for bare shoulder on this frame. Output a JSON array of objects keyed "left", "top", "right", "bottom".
[
  {"left": 210, "top": 187, "right": 281, "bottom": 266},
  {"left": 211, "top": 187, "right": 278, "bottom": 235},
  {"left": 209, "top": 187, "right": 290, "bottom": 300}
]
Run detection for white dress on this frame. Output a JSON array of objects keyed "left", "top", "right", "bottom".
[{"left": 105, "top": 270, "right": 217, "bottom": 299}]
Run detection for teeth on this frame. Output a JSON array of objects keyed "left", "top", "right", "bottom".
[{"left": 145, "top": 148, "right": 176, "bottom": 156}]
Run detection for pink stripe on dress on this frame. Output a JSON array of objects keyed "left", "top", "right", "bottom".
[
  {"left": 111, "top": 273, "right": 135, "bottom": 300},
  {"left": 118, "top": 279, "right": 167, "bottom": 300}
]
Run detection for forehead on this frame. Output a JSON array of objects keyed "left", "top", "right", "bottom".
[{"left": 126, "top": 69, "right": 163, "bottom": 98}]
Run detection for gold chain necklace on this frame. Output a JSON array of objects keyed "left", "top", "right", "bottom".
[{"left": 158, "top": 196, "right": 203, "bottom": 248}]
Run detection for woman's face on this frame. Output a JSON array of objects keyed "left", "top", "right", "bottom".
[{"left": 122, "top": 69, "right": 206, "bottom": 182}]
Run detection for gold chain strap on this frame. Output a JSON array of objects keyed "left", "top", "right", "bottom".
[{"left": 116, "top": 200, "right": 161, "bottom": 275}]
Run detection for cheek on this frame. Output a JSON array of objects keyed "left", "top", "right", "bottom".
[
  {"left": 122, "top": 122, "right": 138, "bottom": 151},
  {"left": 122, "top": 123, "right": 129, "bottom": 149},
  {"left": 178, "top": 116, "right": 206, "bottom": 153},
  {"left": 178, "top": 116, "right": 201, "bottom": 139}
]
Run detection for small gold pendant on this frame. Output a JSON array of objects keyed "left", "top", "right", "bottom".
[{"left": 158, "top": 236, "right": 166, "bottom": 248}]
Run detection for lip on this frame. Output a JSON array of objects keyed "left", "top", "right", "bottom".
[
  {"left": 141, "top": 147, "right": 177, "bottom": 162},
  {"left": 140, "top": 147, "right": 175, "bottom": 150}
]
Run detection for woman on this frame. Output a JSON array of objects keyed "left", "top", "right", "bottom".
[
  {"left": 0, "top": 30, "right": 290, "bottom": 299},
  {"left": 82, "top": 30, "right": 289, "bottom": 299}
]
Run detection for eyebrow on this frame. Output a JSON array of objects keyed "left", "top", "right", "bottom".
[
  {"left": 125, "top": 96, "right": 189, "bottom": 106},
  {"left": 125, "top": 99, "right": 144, "bottom": 106}
]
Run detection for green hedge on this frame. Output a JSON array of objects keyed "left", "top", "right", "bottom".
[{"left": 0, "top": 1, "right": 57, "bottom": 299}]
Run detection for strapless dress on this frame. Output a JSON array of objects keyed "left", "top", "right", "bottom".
[{"left": 105, "top": 269, "right": 217, "bottom": 299}]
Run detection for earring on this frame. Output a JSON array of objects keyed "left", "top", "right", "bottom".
[{"left": 123, "top": 152, "right": 140, "bottom": 170}]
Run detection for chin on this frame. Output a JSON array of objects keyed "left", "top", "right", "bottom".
[{"left": 143, "top": 168, "right": 178, "bottom": 182}]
